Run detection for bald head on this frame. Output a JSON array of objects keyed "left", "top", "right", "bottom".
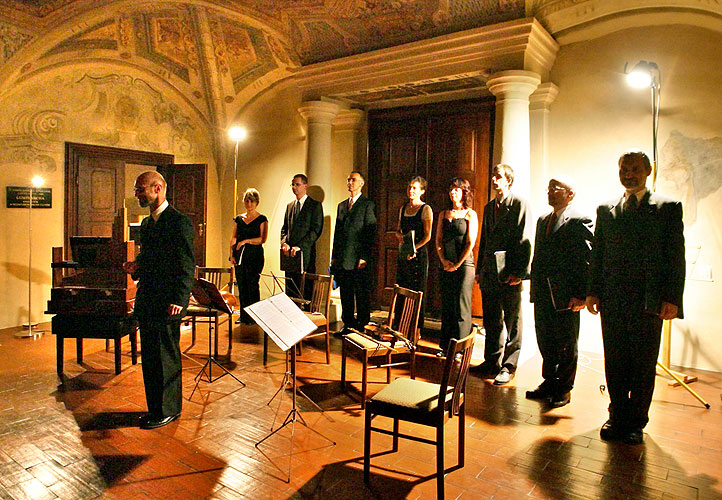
[{"left": 134, "top": 170, "right": 167, "bottom": 210}]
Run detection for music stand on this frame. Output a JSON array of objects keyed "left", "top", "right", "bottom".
[
  {"left": 247, "top": 293, "right": 336, "bottom": 482},
  {"left": 188, "top": 278, "right": 245, "bottom": 399}
]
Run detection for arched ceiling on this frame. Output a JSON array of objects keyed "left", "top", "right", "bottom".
[{"left": 3, "top": 1, "right": 526, "bottom": 66}]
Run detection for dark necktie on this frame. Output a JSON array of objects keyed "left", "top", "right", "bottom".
[
  {"left": 545, "top": 212, "right": 557, "bottom": 236},
  {"left": 624, "top": 195, "right": 638, "bottom": 213},
  {"left": 290, "top": 200, "right": 300, "bottom": 228}
]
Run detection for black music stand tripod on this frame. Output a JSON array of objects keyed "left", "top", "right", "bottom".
[
  {"left": 188, "top": 278, "right": 245, "bottom": 399},
  {"left": 247, "top": 293, "right": 335, "bottom": 482}
]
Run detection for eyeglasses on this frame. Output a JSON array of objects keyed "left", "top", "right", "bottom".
[{"left": 547, "top": 185, "right": 567, "bottom": 193}]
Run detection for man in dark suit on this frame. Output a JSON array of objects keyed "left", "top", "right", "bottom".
[
  {"left": 123, "top": 171, "right": 195, "bottom": 430},
  {"left": 331, "top": 171, "right": 377, "bottom": 335},
  {"left": 473, "top": 164, "right": 531, "bottom": 385},
  {"left": 527, "top": 176, "right": 593, "bottom": 408},
  {"left": 280, "top": 173, "right": 324, "bottom": 299},
  {"left": 587, "top": 151, "right": 685, "bottom": 445}
]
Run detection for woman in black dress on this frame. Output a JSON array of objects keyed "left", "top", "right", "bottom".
[
  {"left": 230, "top": 188, "right": 268, "bottom": 324},
  {"left": 395, "top": 176, "right": 433, "bottom": 331},
  {"left": 435, "top": 177, "right": 478, "bottom": 352}
]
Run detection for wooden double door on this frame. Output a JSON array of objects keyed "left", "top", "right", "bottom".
[
  {"left": 368, "top": 99, "right": 494, "bottom": 318},
  {"left": 65, "top": 143, "right": 207, "bottom": 265}
]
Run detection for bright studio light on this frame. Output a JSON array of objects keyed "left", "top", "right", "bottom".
[
  {"left": 228, "top": 126, "right": 247, "bottom": 142},
  {"left": 625, "top": 61, "right": 658, "bottom": 88},
  {"left": 31, "top": 176, "right": 44, "bottom": 188}
]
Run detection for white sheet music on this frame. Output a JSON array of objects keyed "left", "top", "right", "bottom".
[{"left": 244, "top": 293, "right": 317, "bottom": 351}]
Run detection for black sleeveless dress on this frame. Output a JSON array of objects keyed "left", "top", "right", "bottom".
[
  {"left": 439, "top": 214, "right": 475, "bottom": 351},
  {"left": 396, "top": 203, "right": 430, "bottom": 330}
]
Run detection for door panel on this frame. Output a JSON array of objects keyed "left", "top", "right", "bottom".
[
  {"left": 157, "top": 164, "right": 207, "bottom": 266},
  {"left": 77, "top": 156, "right": 124, "bottom": 237},
  {"left": 368, "top": 100, "right": 493, "bottom": 319}
]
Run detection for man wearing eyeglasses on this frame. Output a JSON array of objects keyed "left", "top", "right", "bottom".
[
  {"left": 527, "top": 176, "right": 593, "bottom": 409},
  {"left": 331, "top": 171, "right": 377, "bottom": 336},
  {"left": 280, "top": 174, "right": 324, "bottom": 299}
]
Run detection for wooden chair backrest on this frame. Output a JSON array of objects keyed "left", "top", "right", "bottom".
[
  {"left": 301, "top": 273, "right": 333, "bottom": 315},
  {"left": 439, "top": 333, "right": 475, "bottom": 418},
  {"left": 387, "top": 285, "right": 423, "bottom": 345},
  {"left": 195, "top": 267, "right": 234, "bottom": 294}
]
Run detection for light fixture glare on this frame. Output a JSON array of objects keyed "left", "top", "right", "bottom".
[
  {"left": 627, "top": 70, "right": 652, "bottom": 88},
  {"left": 228, "top": 126, "right": 247, "bottom": 142},
  {"left": 31, "top": 176, "right": 44, "bottom": 188}
]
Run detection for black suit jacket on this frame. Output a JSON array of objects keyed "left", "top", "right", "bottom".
[
  {"left": 588, "top": 190, "right": 685, "bottom": 318},
  {"left": 530, "top": 205, "right": 593, "bottom": 305},
  {"left": 477, "top": 192, "right": 531, "bottom": 289},
  {"left": 332, "top": 194, "right": 376, "bottom": 271},
  {"left": 280, "top": 196, "right": 323, "bottom": 271},
  {"left": 133, "top": 204, "right": 195, "bottom": 319}
]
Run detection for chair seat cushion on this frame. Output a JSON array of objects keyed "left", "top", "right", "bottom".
[
  {"left": 345, "top": 332, "right": 408, "bottom": 355},
  {"left": 186, "top": 304, "right": 223, "bottom": 316},
  {"left": 304, "top": 311, "right": 327, "bottom": 327},
  {"left": 369, "top": 378, "right": 454, "bottom": 415}
]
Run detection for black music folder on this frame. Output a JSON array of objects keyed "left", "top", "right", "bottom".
[
  {"left": 280, "top": 249, "right": 304, "bottom": 274},
  {"left": 547, "top": 276, "right": 571, "bottom": 312}
]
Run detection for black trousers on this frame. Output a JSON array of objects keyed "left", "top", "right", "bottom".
[
  {"left": 601, "top": 302, "right": 662, "bottom": 430},
  {"left": 439, "top": 262, "right": 474, "bottom": 352},
  {"left": 395, "top": 249, "right": 428, "bottom": 330},
  {"left": 235, "top": 265, "right": 261, "bottom": 323},
  {"left": 337, "top": 267, "right": 371, "bottom": 330},
  {"left": 533, "top": 299, "right": 579, "bottom": 394},
  {"left": 481, "top": 283, "right": 522, "bottom": 372},
  {"left": 138, "top": 316, "right": 182, "bottom": 417}
]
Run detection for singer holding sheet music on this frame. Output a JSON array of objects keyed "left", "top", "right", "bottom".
[
  {"left": 527, "top": 176, "right": 592, "bottom": 408},
  {"left": 230, "top": 188, "right": 268, "bottom": 324},
  {"left": 280, "top": 174, "right": 324, "bottom": 299},
  {"left": 395, "top": 176, "right": 433, "bottom": 332}
]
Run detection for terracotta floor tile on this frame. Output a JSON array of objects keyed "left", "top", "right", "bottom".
[{"left": 1, "top": 323, "right": 721, "bottom": 499}]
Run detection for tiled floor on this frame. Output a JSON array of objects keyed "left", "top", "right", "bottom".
[{"left": 1, "top": 319, "right": 721, "bottom": 500}]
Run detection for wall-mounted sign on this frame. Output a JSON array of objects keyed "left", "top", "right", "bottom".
[{"left": 6, "top": 186, "right": 52, "bottom": 208}]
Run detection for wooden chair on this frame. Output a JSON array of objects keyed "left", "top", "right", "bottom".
[
  {"left": 363, "top": 333, "right": 475, "bottom": 500},
  {"left": 341, "top": 285, "right": 423, "bottom": 408},
  {"left": 185, "top": 266, "right": 235, "bottom": 357},
  {"left": 263, "top": 273, "right": 333, "bottom": 364}
]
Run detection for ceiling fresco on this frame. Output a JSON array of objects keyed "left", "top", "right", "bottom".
[{"left": 5, "top": 0, "right": 526, "bottom": 66}]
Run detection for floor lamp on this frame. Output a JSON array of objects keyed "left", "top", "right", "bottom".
[
  {"left": 16, "top": 176, "right": 45, "bottom": 339},
  {"left": 228, "top": 126, "right": 247, "bottom": 218},
  {"left": 625, "top": 61, "right": 709, "bottom": 408}
]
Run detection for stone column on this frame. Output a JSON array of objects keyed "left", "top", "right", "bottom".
[
  {"left": 298, "top": 100, "right": 340, "bottom": 277},
  {"left": 529, "top": 82, "right": 559, "bottom": 209},
  {"left": 486, "top": 70, "right": 541, "bottom": 199}
]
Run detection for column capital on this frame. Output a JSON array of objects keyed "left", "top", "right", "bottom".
[
  {"left": 333, "top": 109, "right": 365, "bottom": 131},
  {"left": 486, "top": 70, "right": 541, "bottom": 101},
  {"left": 529, "top": 82, "right": 559, "bottom": 111},
  {"left": 298, "top": 100, "right": 340, "bottom": 124}
]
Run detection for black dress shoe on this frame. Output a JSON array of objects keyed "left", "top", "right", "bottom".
[
  {"left": 599, "top": 420, "right": 625, "bottom": 441},
  {"left": 526, "top": 384, "right": 552, "bottom": 400},
  {"left": 235, "top": 318, "right": 242, "bottom": 324},
  {"left": 623, "top": 429, "right": 644, "bottom": 445},
  {"left": 139, "top": 413, "right": 180, "bottom": 430},
  {"left": 548, "top": 391, "right": 571, "bottom": 408}
]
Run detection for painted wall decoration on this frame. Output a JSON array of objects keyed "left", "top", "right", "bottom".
[
  {"left": 0, "top": 21, "right": 34, "bottom": 64},
  {"left": 659, "top": 130, "right": 722, "bottom": 226}
]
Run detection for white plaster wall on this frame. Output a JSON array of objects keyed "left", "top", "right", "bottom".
[
  {"left": 0, "top": 64, "right": 217, "bottom": 329},
  {"left": 547, "top": 24, "right": 722, "bottom": 371}
]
